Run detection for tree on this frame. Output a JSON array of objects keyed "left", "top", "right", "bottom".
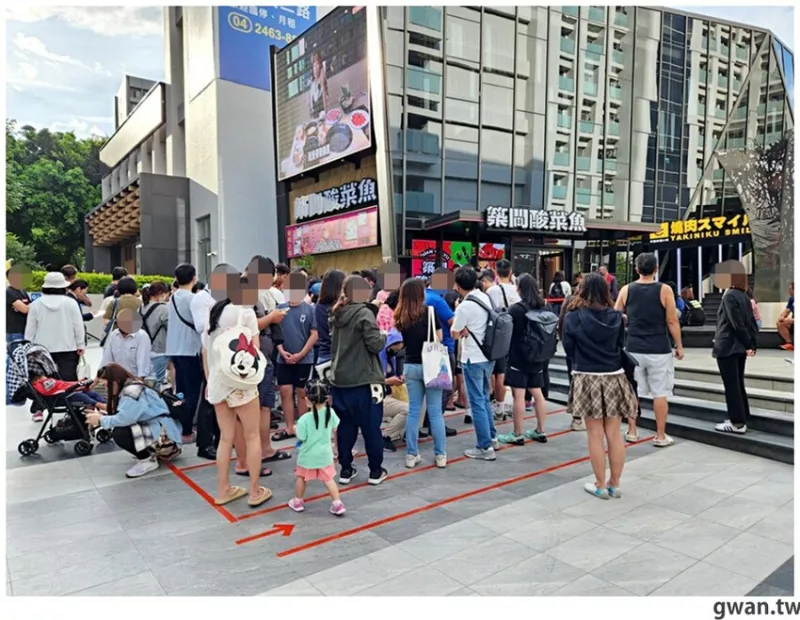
[
  {"left": 5, "top": 233, "right": 40, "bottom": 269},
  {"left": 5, "top": 120, "right": 107, "bottom": 269}
]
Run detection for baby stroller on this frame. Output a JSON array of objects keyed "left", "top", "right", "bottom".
[{"left": 8, "top": 340, "right": 112, "bottom": 457}]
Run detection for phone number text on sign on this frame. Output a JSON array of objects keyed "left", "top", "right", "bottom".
[{"left": 227, "top": 11, "right": 297, "bottom": 44}]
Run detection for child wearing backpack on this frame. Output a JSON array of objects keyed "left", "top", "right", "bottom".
[
  {"left": 497, "top": 274, "right": 557, "bottom": 445},
  {"left": 140, "top": 282, "right": 170, "bottom": 387},
  {"left": 288, "top": 379, "right": 346, "bottom": 516}
]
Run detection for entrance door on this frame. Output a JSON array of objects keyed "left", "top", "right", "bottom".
[{"left": 512, "top": 250, "right": 539, "bottom": 279}]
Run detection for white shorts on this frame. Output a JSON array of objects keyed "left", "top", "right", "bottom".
[{"left": 629, "top": 352, "right": 675, "bottom": 399}]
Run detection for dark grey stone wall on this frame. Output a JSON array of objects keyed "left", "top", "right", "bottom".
[{"left": 138, "top": 173, "right": 190, "bottom": 275}]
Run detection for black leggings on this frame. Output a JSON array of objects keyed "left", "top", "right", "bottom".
[
  {"left": 717, "top": 354, "right": 750, "bottom": 426},
  {"left": 112, "top": 426, "right": 150, "bottom": 460}
]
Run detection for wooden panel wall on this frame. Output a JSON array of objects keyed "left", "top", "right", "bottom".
[{"left": 292, "top": 246, "right": 383, "bottom": 277}]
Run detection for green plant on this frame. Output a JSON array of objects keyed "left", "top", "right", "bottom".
[
  {"left": 30, "top": 270, "right": 173, "bottom": 294},
  {"left": 293, "top": 254, "right": 316, "bottom": 275}
]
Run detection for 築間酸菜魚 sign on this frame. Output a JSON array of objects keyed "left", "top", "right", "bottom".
[
  {"left": 218, "top": 6, "right": 317, "bottom": 92},
  {"left": 274, "top": 6, "right": 371, "bottom": 181},
  {"left": 649, "top": 214, "right": 751, "bottom": 244},
  {"left": 294, "top": 177, "right": 377, "bottom": 221},
  {"left": 485, "top": 206, "right": 587, "bottom": 234}
]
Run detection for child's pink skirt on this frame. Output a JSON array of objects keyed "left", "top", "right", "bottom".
[{"left": 295, "top": 465, "right": 337, "bottom": 482}]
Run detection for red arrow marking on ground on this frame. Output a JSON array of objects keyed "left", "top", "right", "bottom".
[{"left": 236, "top": 523, "right": 295, "bottom": 545}]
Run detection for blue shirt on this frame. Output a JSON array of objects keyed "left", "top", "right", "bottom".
[
  {"left": 787, "top": 296, "right": 794, "bottom": 315},
  {"left": 278, "top": 302, "right": 317, "bottom": 365},
  {"left": 165, "top": 289, "right": 202, "bottom": 357},
  {"left": 425, "top": 289, "right": 455, "bottom": 354},
  {"left": 99, "top": 384, "right": 182, "bottom": 446}
]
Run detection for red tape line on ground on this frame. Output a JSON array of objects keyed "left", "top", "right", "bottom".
[
  {"left": 236, "top": 408, "right": 567, "bottom": 522},
  {"left": 165, "top": 461, "right": 238, "bottom": 524},
  {"left": 256, "top": 435, "right": 655, "bottom": 555}
]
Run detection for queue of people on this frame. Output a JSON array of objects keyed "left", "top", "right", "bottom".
[{"left": 6, "top": 252, "right": 779, "bottom": 506}]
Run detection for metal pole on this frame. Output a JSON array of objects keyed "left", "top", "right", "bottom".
[
  {"left": 676, "top": 247, "right": 682, "bottom": 292},
  {"left": 697, "top": 245, "right": 703, "bottom": 303},
  {"left": 654, "top": 250, "right": 659, "bottom": 281}
]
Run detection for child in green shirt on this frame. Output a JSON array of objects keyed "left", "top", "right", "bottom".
[{"left": 289, "top": 380, "right": 345, "bottom": 516}]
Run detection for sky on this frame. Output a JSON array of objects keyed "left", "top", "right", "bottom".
[{"left": 4, "top": 5, "right": 795, "bottom": 139}]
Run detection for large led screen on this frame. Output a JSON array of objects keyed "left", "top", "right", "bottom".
[{"left": 274, "top": 6, "right": 370, "bottom": 181}]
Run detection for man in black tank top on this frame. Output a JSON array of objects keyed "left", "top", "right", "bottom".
[{"left": 615, "top": 253, "right": 683, "bottom": 448}]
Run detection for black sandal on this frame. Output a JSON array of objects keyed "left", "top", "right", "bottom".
[
  {"left": 262, "top": 450, "right": 291, "bottom": 462},
  {"left": 271, "top": 429, "right": 296, "bottom": 441},
  {"left": 235, "top": 466, "right": 272, "bottom": 477}
]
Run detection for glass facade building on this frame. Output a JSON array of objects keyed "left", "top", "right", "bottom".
[{"left": 381, "top": 6, "right": 794, "bottom": 255}]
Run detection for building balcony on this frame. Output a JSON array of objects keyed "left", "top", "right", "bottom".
[
  {"left": 554, "top": 151, "right": 571, "bottom": 166},
  {"left": 697, "top": 167, "right": 705, "bottom": 180},
  {"left": 407, "top": 68, "right": 441, "bottom": 94},
  {"left": 714, "top": 108, "right": 727, "bottom": 119},
  {"left": 408, "top": 6, "right": 442, "bottom": 31},
  {"left": 576, "top": 187, "right": 592, "bottom": 205},
  {"left": 614, "top": 11, "right": 629, "bottom": 27},
  {"left": 612, "top": 50, "right": 624, "bottom": 64},
  {"left": 559, "top": 75, "right": 575, "bottom": 92},
  {"left": 405, "top": 191, "right": 437, "bottom": 213},
  {"left": 733, "top": 79, "right": 743, "bottom": 91},
  {"left": 560, "top": 37, "right": 576, "bottom": 54},
  {"left": 733, "top": 106, "right": 747, "bottom": 118},
  {"left": 576, "top": 156, "right": 592, "bottom": 171},
  {"left": 603, "top": 192, "right": 615, "bottom": 205},
  {"left": 557, "top": 114, "right": 572, "bottom": 129},
  {"left": 697, "top": 104, "right": 706, "bottom": 117},
  {"left": 588, "top": 7, "right": 605, "bottom": 22},
  {"left": 608, "top": 85, "right": 622, "bottom": 100},
  {"left": 584, "top": 81, "right": 598, "bottom": 96},
  {"left": 609, "top": 121, "right": 620, "bottom": 135},
  {"left": 766, "top": 131, "right": 783, "bottom": 145},
  {"left": 719, "top": 76, "right": 729, "bottom": 89},
  {"left": 579, "top": 120, "right": 594, "bottom": 133},
  {"left": 757, "top": 103, "right": 767, "bottom": 114},
  {"left": 713, "top": 168, "right": 724, "bottom": 180},
  {"left": 701, "top": 37, "right": 717, "bottom": 52},
  {"left": 404, "top": 129, "right": 440, "bottom": 156},
  {"left": 720, "top": 45, "right": 730, "bottom": 57},
  {"left": 604, "top": 159, "right": 617, "bottom": 171},
  {"left": 699, "top": 69, "right": 707, "bottom": 83},
  {"left": 562, "top": 6, "right": 579, "bottom": 18},
  {"left": 552, "top": 185, "right": 568, "bottom": 200},
  {"left": 586, "top": 50, "right": 602, "bottom": 62},
  {"left": 587, "top": 42, "right": 604, "bottom": 56},
  {"left": 736, "top": 46, "right": 749, "bottom": 60},
  {"left": 727, "top": 137, "right": 746, "bottom": 148}
]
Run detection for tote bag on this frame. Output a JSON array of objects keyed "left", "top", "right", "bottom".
[{"left": 422, "top": 306, "right": 453, "bottom": 391}]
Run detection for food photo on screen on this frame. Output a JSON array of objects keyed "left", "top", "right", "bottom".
[{"left": 276, "top": 6, "right": 371, "bottom": 180}]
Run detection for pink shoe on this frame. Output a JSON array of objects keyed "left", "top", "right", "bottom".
[
  {"left": 32, "top": 411, "right": 44, "bottom": 422},
  {"left": 330, "top": 500, "right": 346, "bottom": 516},
  {"left": 288, "top": 497, "right": 305, "bottom": 512}
]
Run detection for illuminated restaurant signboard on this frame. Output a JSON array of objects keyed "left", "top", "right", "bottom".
[
  {"left": 286, "top": 206, "right": 378, "bottom": 258},
  {"left": 649, "top": 214, "right": 751, "bottom": 244},
  {"left": 485, "top": 206, "right": 587, "bottom": 234},
  {"left": 274, "top": 6, "right": 371, "bottom": 181},
  {"left": 294, "top": 177, "right": 377, "bottom": 221}
]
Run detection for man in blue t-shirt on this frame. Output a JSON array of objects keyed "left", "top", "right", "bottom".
[
  {"left": 275, "top": 272, "right": 318, "bottom": 440},
  {"left": 426, "top": 268, "right": 458, "bottom": 438},
  {"left": 777, "top": 282, "right": 794, "bottom": 351}
]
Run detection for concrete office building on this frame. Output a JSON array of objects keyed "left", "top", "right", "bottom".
[
  {"left": 86, "top": 5, "right": 793, "bottom": 303},
  {"left": 86, "top": 6, "right": 323, "bottom": 278}
]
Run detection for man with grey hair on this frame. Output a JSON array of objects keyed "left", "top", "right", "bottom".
[{"left": 615, "top": 252, "right": 683, "bottom": 448}]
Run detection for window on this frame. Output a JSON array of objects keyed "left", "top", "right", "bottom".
[
  {"left": 447, "top": 16, "right": 480, "bottom": 64},
  {"left": 482, "top": 13, "right": 515, "bottom": 71},
  {"left": 446, "top": 65, "right": 479, "bottom": 101},
  {"left": 482, "top": 83, "right": 513, "bottom": 130},
  {"left": 197, "top": 216, "right": 212, "bottom": 282}
]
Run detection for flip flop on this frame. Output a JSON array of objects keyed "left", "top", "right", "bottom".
[
  {"left": 248, "top": 486, "right": 273, "bottom": 507},
  {"left": 214, "top": 486, "right": 247, "bottom": 506},
  {"left": 262, "top": 450, "right": 292, "bottom": 462},
  {"left": 271, "top": 429, "right": 296, "bottom": 442},
  {"left": 235, "top": 466, "right": 272, "bottom": 477}
]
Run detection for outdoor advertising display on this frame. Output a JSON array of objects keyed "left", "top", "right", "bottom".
[
  {"left": 286, "top": 206, "right": 378, "bottom": 259},
  {"left": 218, "top": 6, "right": 317, "bottom": 92},
  {"left": 411, "top": 241, "right": 507, "bottom": 277},
  {"left": 274, "top": 6, "right": 371, "bottom": 181}
]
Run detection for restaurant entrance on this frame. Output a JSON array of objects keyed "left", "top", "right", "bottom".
[{"left": 510, "top": 245, "right": 568, "bottom": 297}]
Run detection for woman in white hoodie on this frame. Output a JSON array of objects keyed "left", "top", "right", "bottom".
[{"left": 25, "top": 272, "right": 86, "bottom": 380}]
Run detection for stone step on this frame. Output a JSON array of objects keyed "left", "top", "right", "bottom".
[
  {"left": 547, "top": 376, "right": 794, "bottom": 438},
  {"left": 546, "top": 390, "right": 793, "bottom": 465}
]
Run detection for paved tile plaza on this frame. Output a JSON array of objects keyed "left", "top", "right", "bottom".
[{"left": 5, "top": 350, "right": 794, "bottom": 597}]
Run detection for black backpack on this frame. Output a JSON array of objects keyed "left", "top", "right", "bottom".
[
  {"left": 521, "top": 305, "right": 559, "bottom": 364},
  {"left": 686, "top": 300, "right": 706, "bottom": 327},
  {"left": 466, "top": 295, "right": 514, "bottom": 361}
]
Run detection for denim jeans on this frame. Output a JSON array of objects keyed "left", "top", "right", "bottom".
[
  {"left": 150, "top": 355, "right": 169, "bottom": 387},
  {"left": 463, "top": 360, "right": 496, "bottom": 450},
  {"left": 404, "top": 363, "right": 446, "bottom": 457},
  {"left": 7, "top": 333, "right": 24, "bottom": 345}
]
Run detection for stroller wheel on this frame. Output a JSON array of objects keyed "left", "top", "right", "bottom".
[
  {"left": 18, "top": 439, "right": 39, "bottom": 456},
  {"left": 74, "top": 440, "right": 93, "bottom": 457},
  {"left": 96, "top": 429, "right": 113, "bottom": 444},
  {"left": 43, "top": 430, "right": 57, "bottom": 444}
]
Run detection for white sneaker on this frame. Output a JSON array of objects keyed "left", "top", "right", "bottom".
[
  {"left": 571, "top": 417, "right": 586, "bottom": 431},
  {"left": 126, "top": 456, "right": 159, "bottom": 478},
  {"left": 715, "top": 420, "right": 747, "bottom": 434},
  {"left": 652, "top": 434, "right": 676, "bottom": 447},
  {"left": 491, "top": 437, "right": 501, "bottom": 450},
  {"left": 435, "top": 454, "right": 447, "bottom": 468},
  {"left": 405, "top": 454, "right": 422, "bottom": 469}
]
